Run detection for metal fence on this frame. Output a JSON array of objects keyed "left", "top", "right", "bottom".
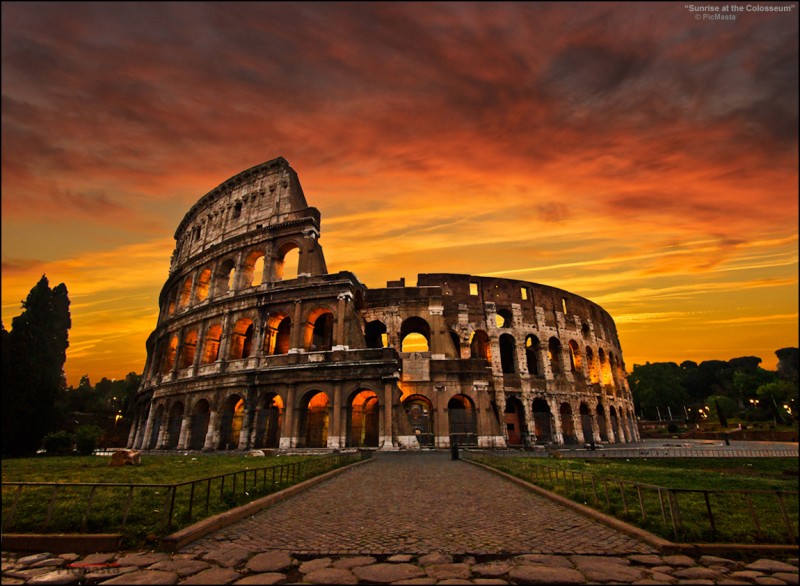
[
  {"left": 2, "top": 451, "right": 369, "bottom": 541},
  {"left": 466, "top": 453, "right": 798, "bottom": 545},
  {"left": 476, "top": 446, "right": 799, "bottom": 459}
]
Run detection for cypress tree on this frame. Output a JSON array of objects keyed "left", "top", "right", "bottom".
[{"left": 1, "top": 275, "right": 71, "bottom": 456}]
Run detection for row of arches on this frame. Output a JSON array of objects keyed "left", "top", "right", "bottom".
[
  {"left": 503, "top": 397, "right": 637, "bottom": 445},
  {"left": 364, "top": 316, "right": 625, "bottom": 392},
  {"left": 154, "top": 307, "right": 335, "bottom": 376},
  {"left": 139, "top": 388, "right": 382, "bottom": 451},
  {"left": 164, "top": 244, "right": 301, "bottom": 318}
]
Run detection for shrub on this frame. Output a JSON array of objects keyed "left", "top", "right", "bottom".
[
  {"left": 75, "top": 425, "right": 103, "bottom": 455},
  {"left": 43, "top": 431, "right": 74, "bottom": 455}
]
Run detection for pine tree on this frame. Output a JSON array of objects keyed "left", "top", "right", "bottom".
[{"left": 1, "top": 276, "right": 71, "bottom": 456}]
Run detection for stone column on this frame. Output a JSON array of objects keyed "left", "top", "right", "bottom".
[
  {"left": 539, "top": 347, "right": 553, "bottom": 380},
  {"left": 495, "top": 389, "right": 507, "bottom": 444},
  {"left": 329, "top": 384, "right": 343, "bottom": 449},
  {"left": 605, "top": 409, "right": 616, "bottom": 443},
  {"left": 590, "top": 402, "right": 602, "bottom": 444},
  {"left": 290, "top": 300, "right": 304, "bottom": 351},
  {"left": 177, "top": 414, "right": 191, "bottom": 450},
  {"left": 218, "top": 312, "right": 233, "bottom": 363},
  {"left": 521, "top": 392, "right": 535, "bottom": 446},
  {"left": 549, "top": 398, "right": 564, "bottom": 445},
  {"left": 280, "top": 385, "right": 296, "bottom": 449},
  {"left": 139, "top": 407, "right": 156, "bottom": 450},
  {"left": 203, "top": 411, "right": 218, "bottom": 450},
  {"left": 334, "top": 293, "right": 352, "bottom": 349},
  {"left": 382, "top": 379, "right": 395, "bottom": 448}
]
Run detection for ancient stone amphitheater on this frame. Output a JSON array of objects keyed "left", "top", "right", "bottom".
[{"left": 128, "top": 157, "right": 639, "bottom": 452}]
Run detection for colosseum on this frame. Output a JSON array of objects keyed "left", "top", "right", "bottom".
[{"left": 128, "top": 157, "right": 640, "bottom": 452}]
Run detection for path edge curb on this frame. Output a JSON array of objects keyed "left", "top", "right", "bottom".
[{"left": 160, "top": 456, "right": 374, "bottom": 552}]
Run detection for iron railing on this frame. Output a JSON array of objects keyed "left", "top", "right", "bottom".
[
  {"left": 465, "top": 453, "right": 798, "bottom": 545},
  {"left": 2, "top": 451, "right": 370, "bottom": 541}
]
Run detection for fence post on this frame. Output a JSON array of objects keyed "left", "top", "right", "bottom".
[
  {"left": 636, "top": 485, "right": 647, "bottom": 522},
  {"left": 44, "top": 485, "right": 59, "bottom": 530},
  {"left": 205, "top": 478, "right": 211, "bottom": 516},
  {"left": 667, "top": 489, "right": 682, "bottom": 540},
  {"left": 744, "top": 492, "right": 763, "bottom": 539},
  {"left": 82, "top": 485, "right": 98, "bottom": 531},
  {"left": 188, "top": 482, "right": 196, "bottom": 520},
  {"left": 774, "top": 492, "right": 796, "bottom": 543},
  {"left": 703, "top": 491, "right": 716, "bottom": 538},
  {"left": 619, "top": 482, "right": 628, "bottom": 515},
  {"left": 121, "top": 486, "right": 135, "bottom": 528}
]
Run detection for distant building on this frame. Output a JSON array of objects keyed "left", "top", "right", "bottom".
[{"left": 128, "top": 158, "right": 639, "bottom": 451}]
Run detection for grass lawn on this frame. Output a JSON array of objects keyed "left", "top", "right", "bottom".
[
  {"left": 1, "top": 452, "right": 358, "bottom": 548},
  {"left": 471, "top": 455, "right": 799, "bottom": 545}
]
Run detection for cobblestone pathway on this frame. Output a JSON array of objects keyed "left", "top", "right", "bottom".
[
  {"left": 182, "top": 451, "right": 653, "bottom": 557},
  {"left": 3, "top": 452, "right": 798, "bottom": 584}
]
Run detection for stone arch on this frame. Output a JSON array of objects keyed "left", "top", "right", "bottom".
[
  {"left": 229, "top": 317, "right": 255, "bottom": 360},
  {"left": 470, "top": 329, "right": 491, "bottom": 361},
  {"left": 299, "top": 390, "right": 330, "bottom": 448},
  {"left": 496, "top": 308, "right": 513, "bottom": 328},
  {"left": 403, "top": 395, "right": 434, "bottom": 447},
  {"left": 448, "top": 330, "right": 461, "bottom": 358},
  {"left": 218, "top": 394, "right": 245, "bottom": 450},
  {"left": 162, "top": 335, "right": 178, "bottom": 373},
  {"left": 347, "top": 389, "right": 380, "bottom": 448},
  {"left": 166, "top": 401, "right": 184, "bottom": 449},
  {"left": 609, "top": 405, "right": 620, "bottom": 443},
  {"left": 400, "top": 316, "right": 431, "bottom": 352},
  {"left": 505, "top": 396, "right": 527, "bottom": 446},
  {"left": 177, "top": 276, "right": 193, "bottom": 310},
  {"left": 304, "top": 307, "right": 334, "bottom": 351},
  {"left": 548, "top": 337, "right": 562, "bottom": 375},
  {"left": 568, "top": 340, "right": 582, "bottom": 373},
  {"left": 560, "top": 403, "right": 577, "bottom": 444},
  {"left": 596, "top": 403, "right": 609, "bottom": 441},
  {"left": 499, "top": 333, "right": 517, "bottom": 374},
  {"left": 194, "top": 268, "right": 212, "bottom": 303},
  {"left": 214, "top": 258, "right": 236, "bottom": 296},
  {"left": 273, "top": 240, "right": 301, "bottom": 281},
  {"left": 242, "top": 249, "right": 266, "bottom": 287},
  {"left": 179, "top": 329, "right": 198, "bottom": 370},
  {"left": 448, "top": 394, "right": 477, "bottom": 446},
  {"left": 264, "top": 314, "right": 292, "bottom": 355},
  {"left": 148, "top": 404, "right": 164, "bottom": 449},
  {"left": 531, "top": 398, "right": 552, "bottom": 444},
  {"left": 188, "top": 398, "right": 210, "bottom": 450},
  {"left": 364, "top": 320, "right": 387, "bottom": 348},
  {"left": 201, "top": 323, "right": 223, "bottom": 364},
  {"left": 599, "top": 348, "right": 612, "bottom": 390},
  {"left": 253, "top": 392, "right": 283, "bottom": 449},
  {"left": 525, "top": 335, "right": 541, "bottom": 376}
]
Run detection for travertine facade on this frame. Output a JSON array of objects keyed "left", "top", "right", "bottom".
[{"left": 128, "top": 158, "right": 639, "bottom": 452}]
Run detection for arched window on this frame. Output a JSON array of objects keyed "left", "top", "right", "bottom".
[
  {"left": 201, "top": 324, "right": 222, "bottom": 364},
  {"left": 525, "top": 335, "right": 540, "bottom": 376},
  {"left": 229, "top": 318, "right": 254, "bottom": 360},
  {"left": 548, "top": 337, "right": 562, "bottom": 375},
  {"left": 194, "top": 268, "right": 212, "bottom": 303},
  {"left": 242, "top": 250, "right": 266, "bottom": 287},
  {"left": 365, "top": 320, "right": 388, "bottom": 349},
  {"left": 274, "top": 243, "right": 300, "bottom": 281},
  {"left": 264, "top": 314, "right": 292, "bottom": 355},
  {"left": 448, "top": 330, "right": 461, "bottom": 357},
  {"left": 586, "top": 347, "right": 599, "bottom": 383},
  {"left": 470, "top": 330, "right": 491, "bottom": 361},
  {"left": 177, "top": 276, "right": 193, "bottom": 310},
  {"left": 218, "top": 395, "right": 245, "bottom": 450},
  {"left": 162, "top": 335, "right": 178, "bottom": 373},
  {"left": 253, "top": 393, "right": 283, "bottom": 449},
  {"left": 499, "top": 333, "right": 517, "bottom": 374},
  {"left": 404, "top": 395, "right": 434, "bottom": 447},
  {"left": 531, "top": 398, "right": 552, "bottom": 444},
  {"left": 179, "top": 330, "right": 198, "bottom": 369},
  {"left": 568, "top": 340, "right": 582, "bottom": 373},
  {"left": 496, "top": 308, "right": 513, "bottom": 328},
  {"left": 448, "top": 395, "right": 477, "bottom": 446},
  {"left": 400, "top": 317, "right": 431, "bottom": 352},
  {"left": 214, "top": 259, "right": 236, "bottom": 295},
  {"left": 304, "top": 308, "right": 334, "bottom": 351}
]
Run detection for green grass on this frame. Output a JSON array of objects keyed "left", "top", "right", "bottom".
[
  {"left": 2, "top": 453, "right": 361, "bottom": 548},
  {"left": 471, "top": 455, "right": 799, "bottom": 545}
]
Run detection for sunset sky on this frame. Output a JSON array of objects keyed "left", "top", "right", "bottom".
[{"left": 2, "top": 2, "right": 798, "bottom": 387}]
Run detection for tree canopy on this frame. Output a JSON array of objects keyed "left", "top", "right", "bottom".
[{"left": 1, "top": 275, "right": 71, "bottom": 456}]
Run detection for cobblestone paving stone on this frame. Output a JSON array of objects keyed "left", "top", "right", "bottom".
[{"left": 3, "top": 452, "right": 798, "bottom": 584}]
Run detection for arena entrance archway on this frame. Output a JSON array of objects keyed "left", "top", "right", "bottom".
[
  {"left": 218, "top": 395, "right": 245, "bottom": 450},
  {"left": 347, "top": 390, "right": 379, "bottom": 448},
  {"left": 448, "top": 394, "right": 477, "bottom": 446},
  {"left": 166, "top": 402, "right": 183, "bottom": 449},
  {"left": 253, "top": 393, "right": 283, "bottom": 449},
  {"left": 532, "top": 398, "right": 552, "bottom": 444},
  {"left": 188, "top": 399, "right": 210, "bottom": 450},
  {"left": 505, "top": 397, "right": 526, "bottom": 446},
  {"left": 560, "top": 403, "right": 577, "bottom": 444},
  {"left": 300, "top": 391, "right": 329, "bottom": 448},
  {"left": 580, "top": 403, "right": 594, "bottom": 444},
  {"left": 404, "top": 395, "right": 434, "bottom": 447}
]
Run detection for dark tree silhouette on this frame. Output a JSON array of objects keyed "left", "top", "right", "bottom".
[{"left": 1, "top": 276, "right": 71, "bottom": 456}]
